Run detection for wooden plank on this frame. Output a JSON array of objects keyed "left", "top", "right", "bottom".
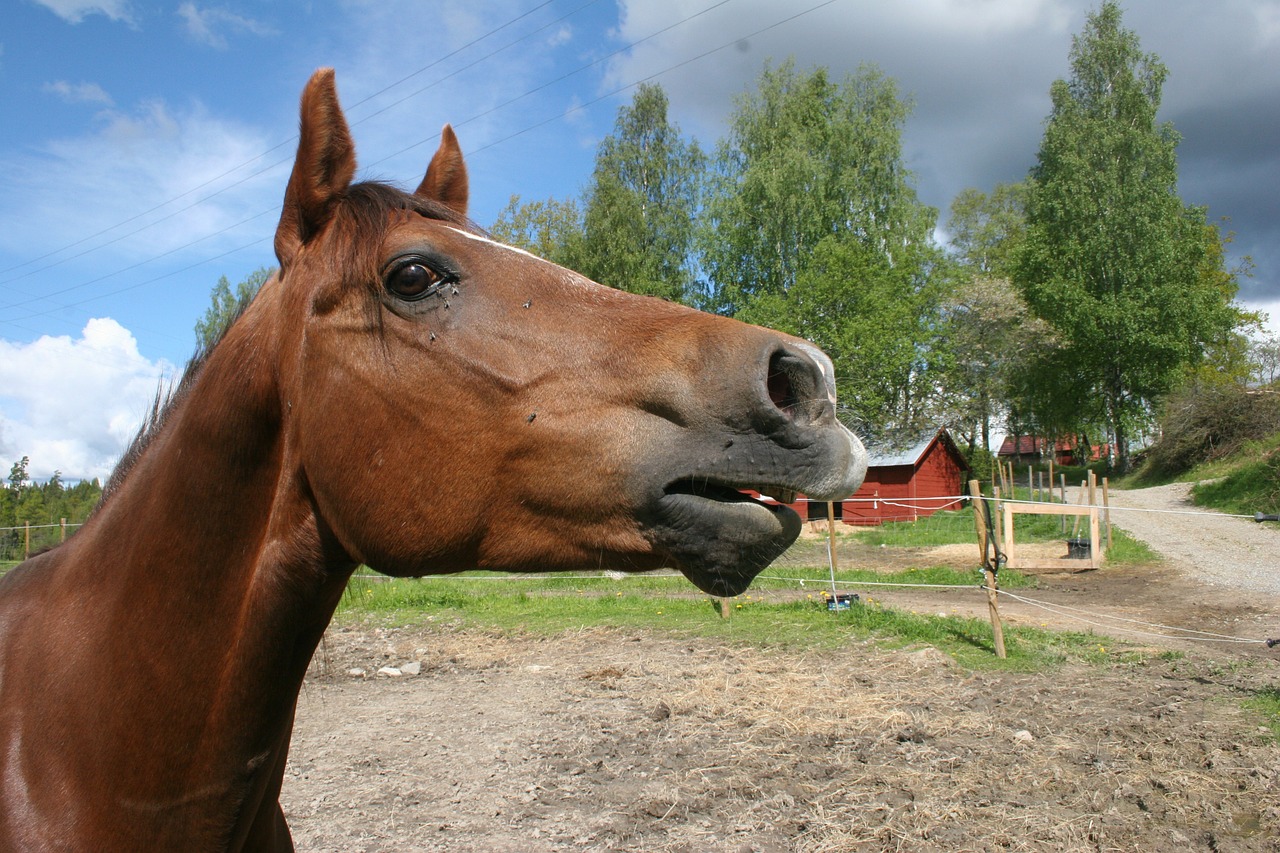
[
  {"left": 1002, "top": 499, "right": 1101, "bottom": 571},
  {"left": 1002, "top": 502, "right": 1094, "bottom": 516}
]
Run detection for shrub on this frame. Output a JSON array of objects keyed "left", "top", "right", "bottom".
[{"left": 1146, "top": 381, "right": 1280, "bottom": 475}]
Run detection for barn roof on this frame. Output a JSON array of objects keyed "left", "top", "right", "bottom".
[{"left": 864, "top": 428, "right": 962, "bottom": 469}]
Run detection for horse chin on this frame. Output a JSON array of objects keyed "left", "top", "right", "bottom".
[{"left": 649, "top": 489, "right": 803, "bottom": 597}]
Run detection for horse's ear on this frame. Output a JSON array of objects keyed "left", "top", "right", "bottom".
[
  {"left": 415, "top": 124, "right": 468, "bottom": 218},
  {"left": 275, "top": 69, "right": 357, "bottom": 268}
]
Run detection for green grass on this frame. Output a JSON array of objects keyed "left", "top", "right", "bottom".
[
  {"left": 1244, "top": 687, "right": 1280, "bottom": 742},
  {"left": 829, "top": 505, "right": 1155, "bottom": 566},
  {"left": 1190, "top": 436, "right": 1280, "bottom": 517},
  {"left": 847, "top": 506, "right": 1066, "bottom": 548},
  {"left": 336, "top": 567, "right": 1127, "bottom": 672},
  {"left": 1127, "top": 431, "right": 1280, "bottom": 518},
  {"left": 1102, "top": 527, "right": 1160, "bottom": 563}
]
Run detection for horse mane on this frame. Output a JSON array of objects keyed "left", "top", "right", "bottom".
[
  {"left": 95, "top": 180, "right": 480, "bottom": 513},
  {"left": 97, "top": 292, "right": 255, "bottom": 510}
]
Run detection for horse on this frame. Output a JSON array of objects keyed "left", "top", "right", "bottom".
[{"left": 0, "top": 69, "right": 866, "bottom": 852}]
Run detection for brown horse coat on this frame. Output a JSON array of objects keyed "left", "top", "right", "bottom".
[{"left": 0, "top": 70, "right": 865, "bottom": 852}]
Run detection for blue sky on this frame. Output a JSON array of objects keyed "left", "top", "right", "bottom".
[{"left": 2, "top": 0, "right": 1278, "bottom": 480}]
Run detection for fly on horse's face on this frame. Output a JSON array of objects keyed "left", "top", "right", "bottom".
[{"left": 271, "top": 72, "right": 867, "bottom": 597}]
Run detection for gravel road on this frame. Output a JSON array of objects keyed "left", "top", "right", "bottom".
[{"left": 1104, "top": 483, "right": 1280, "bottom": 599}]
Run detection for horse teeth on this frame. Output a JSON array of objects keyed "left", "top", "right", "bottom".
[{"left": 776, "top": 489, "right": 796, "bottom": 504}]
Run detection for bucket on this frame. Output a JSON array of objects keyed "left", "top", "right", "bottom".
[
  {"left": 1066, "top": 538, "right": 1091, "bottom": 559},
  {"left": 824, "top": 592, "right": 860, "bottom": 611}
]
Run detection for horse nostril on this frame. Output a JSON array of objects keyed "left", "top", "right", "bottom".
[
  {"left": 767, "top": 361, "right": 798, "bottom": 417},
  {"left": 766, "top": 347, "right": 824, "bottom": 423}
]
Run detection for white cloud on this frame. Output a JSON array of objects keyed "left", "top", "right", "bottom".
[
  {"left": 177, "top": 3, "right": 276, "bottom": 49},
  {"left": 0, "top": 97, "right": 280, "bottom": 263},
  {"left": 43, "top": 80, "right": 114, "bottom": 106},
  {"left": 34, "top": 0, "right": 133, "bottom": 24},
  {"left": 0, "top": 319, "right": 175, "bottom": 482},
  {"left": 546, "top": 25, "right": 573, "bottom": 48}
]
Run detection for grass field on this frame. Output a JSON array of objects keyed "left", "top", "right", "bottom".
[
  {"left": 333, "top": 506, "right": 1150, "bottom": 674},
  {"left": 1128, "top": 431, "right": 1280, "bottom": 518}
]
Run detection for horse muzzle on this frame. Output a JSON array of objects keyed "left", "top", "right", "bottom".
[{"left": 638, "top": 340, "right": 868, "bottom": 596}]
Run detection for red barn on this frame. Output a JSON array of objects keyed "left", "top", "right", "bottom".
[
  {"left": 998, "top": 434, "right": 1112, "bottom": 465},
  {"left": 797, "top": 429, "right": 968, "bottom": 526}
]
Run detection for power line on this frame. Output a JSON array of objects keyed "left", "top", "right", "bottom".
[
  {"left": 0, "top": 0, "right": 763, "bottom": 325},
  {"left": 0, "top": 0, "right": 580, "bottom": 288},
  {"left": 0, "top": 208, "right": 277, "bottom": 315},
  {"left": 3, "top": 0, "right": 845, "bottom": 329}
]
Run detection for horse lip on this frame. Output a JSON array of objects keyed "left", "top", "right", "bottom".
[{"left": 647, "top": 479, "right": 804, "bottom": 597}]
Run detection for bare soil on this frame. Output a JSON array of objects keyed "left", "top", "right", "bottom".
[{"left": 282, "top": 498, "right": 1280, "bottom": 852}]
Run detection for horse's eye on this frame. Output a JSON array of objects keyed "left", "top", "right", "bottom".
[{"left": 386, "top": 261, "right": 444, "bottom": 300}]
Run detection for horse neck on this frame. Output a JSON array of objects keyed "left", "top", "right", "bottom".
[
  {"left": 0, "top": 296, "right": 363, "bottom": 849},
  {"left": 66, "top": 298, "right": 353, "bottom": 730}
]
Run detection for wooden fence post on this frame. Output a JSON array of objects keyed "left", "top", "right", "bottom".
[
  {"left": 991, "top": 486, "right": 1005, "bottom": 557},
  {"left": 1102, "top": 477, "right": 1112, "bottom": 552},
  {"left": 1070, "top": 481, "right": 1086, "bottom": 539},
  {"left": 968, "top": 480, "right": 988, "bottom": 565},
  {"left": 60, "top": 518, "right": 67, "bottom": 543},
  {"left": 23, "top": 521, "right": 30, "bottom": 561},
  {"left": 970, "top": 480, "right": 1006, "bottom": 659},
  {"left": 826, "top": 502, "right": 838, "bottom": 572}
]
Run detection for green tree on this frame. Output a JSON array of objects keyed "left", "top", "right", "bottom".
[
  {"left": 700, "top": 61, "right": 935, "bottom": 315},
  {"left": 700, "top": 60, "right": 950, "bottom": 436},
  {"left": 489, "top": 194, "right": 584, "bottom": 269},
  {"left": 576, "top": 84, "right": 705, "bottom": 303},
  {"left": 1250, "top": 334, "right": 1280, "bottom": 386},
  {"left": 737, "top": 234, "right": 952, "bottom": 437},
  {"left": 194, "top": 266, "right": 274, "bottom": 351},
  {"left": 937, "top": 276, "right": 1051, "bottom": 453},
  {"left": 947, "top": 182, "right": 1028, "bottom": 277},
  {"left": 940, "top": 183, "right": 1042, "bottom": 452},
  {"left": 7, "top": 457, "right": 29, "bottom": 494},
  {"left": 1013, "top": 1, "right": 1241, "bottom": 471}
]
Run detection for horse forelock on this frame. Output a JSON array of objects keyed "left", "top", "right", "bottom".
[{"left": 333, "top": 182, "right": 482, "bottom": 281}]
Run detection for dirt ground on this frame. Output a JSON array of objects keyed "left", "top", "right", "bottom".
[{"left": 282, "top": 537, "right": 1280, "bottom": 852}]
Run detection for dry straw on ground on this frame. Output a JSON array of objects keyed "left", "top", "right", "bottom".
[{"left": 286, "top": 625, "right": 1279, "bottom": 852}]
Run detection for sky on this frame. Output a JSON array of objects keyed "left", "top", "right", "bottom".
[{"left": 1, "top": 0, "right": 1278, "bottom": 482}]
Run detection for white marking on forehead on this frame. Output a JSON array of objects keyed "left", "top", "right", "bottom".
[
  {"left": 441, "top": 224, "right": 541, "bottom": 258},
  {"left": 441, "top": 224, "right": 600, "bottom": 291}
]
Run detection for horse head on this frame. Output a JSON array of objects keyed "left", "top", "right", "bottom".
[{"left": 263, "top": 69, "right": 866, "bottom": 597}]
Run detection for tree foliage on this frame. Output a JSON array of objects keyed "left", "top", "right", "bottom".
[
  {"left": 489, "top": 194, "right": 584, "bottom": 269},
  {"left": 737, "top": 235, "right": 950, "bottom": 435},
  {"left": 939, "top": 184, "right": 1039, "bottom": 450},
  {"left": 937, "top": 276, "right": 1051, "bottom": 452},
  {"left": 1, "top": 457, "right": 102, "bottom": 560},
  {"left": 947, "top": 182, "right": 1029, "bottom": 278},
  {"left": 490, "top": 84, "right": 704, "bottom": 304},
  {"left": 700, "top": 61, "right": 934, "bottom": 316},
  {"left": 1145, "top": 381, "right": 1280, "bottom": 476},
  {"left": 1250, "top": 335, "right": 1280, "bottom": 387},
  {"left": 577, "top": 84, "right": 704, "bottom": 302},
  {"left": 1013, "top": 1, "right": 1241, "bottom": 471},
  {"left": 194, "top": 266, "right": 274, "bottom": 351},
  {"left": 702, "top": 61, "right": 950, "bottom": 435}
]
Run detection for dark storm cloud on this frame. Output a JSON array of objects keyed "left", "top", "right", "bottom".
[{"left": 607, "top": 0, "right": 1280, "bottom": 324}]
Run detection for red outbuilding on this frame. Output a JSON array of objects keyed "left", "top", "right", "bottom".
[
  {"left": 764, "top": 429, "right": 968, "bottom": 526},
  {"left": 997, "top": 434, "right": 1112, "bottom": 465}
]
